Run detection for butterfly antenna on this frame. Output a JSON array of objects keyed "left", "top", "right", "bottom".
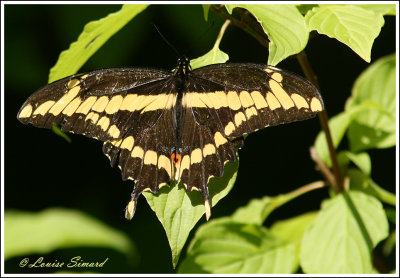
[{"left": 153, "top": 24, "right": 181, "bottom": 57}]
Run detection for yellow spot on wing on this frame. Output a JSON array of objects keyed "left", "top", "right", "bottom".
[
  {"left": 250, "top": 91, "right": 268, "bottom": 109},
  {"left": 144, "top": 150, "right": 157, "bottom": 165},
  {"left": 204, "top": 199, "right": 211, "bottom": 221},
  {"left": 120, "top": 94, "right": 139, "bottom": 111},
  {"left": 202, "top": 144, "right": 216, "bottom": 157},
  {"left": 105, "top": 95, "right": 123, "bottom": 114},
  {"left": 158, "top": 155, "right": 171, "bottom": 177},
  {"left": 310, "top": 97, "right": 323, "bottom": 112},
  {"left": 92, "top": 96, "right": 109, "bottom": 113},
  {"left": 224, "top": 121, "right": 235, "bottom": 136},
  {"left": 269, "top": 79, "right": 294, "bottom": 109},
  {"left": 49, "top": 86, "right": 81, "bottom": 116},
  {"left": 131, "top": 146, "right": 144, "bottom": 158},
  {"left": 215, "top": 91, "right": 228, "bottom": 108},
  {"left": 239, "top": 91, "right": 254, "bottom": 108},
  {"left": 108, "top": 125, "right": 120, "bottom": 138},
  {"left": 33, "top": 100, "right": 55, "bottom": 116},
  {"left": 270, "top": 72, "right": 283, "bottom": 82},
  {"left": 67, "top": 79, "right": 80, "bottom": 89},
  {"left": 76, "top": 96, "right": 97, "bottom": 114},
  {"left": 266, "top": 92, "right": 281, "bottom": 110},
  {"left": 62, "top": 97, "right": 82, "bottom": 116},
  {"left": 97, "top": 116, "right": 110, "bottom": 131},
  {"left": 125, "top": 199, "right": 136, "bottom": 220},
  {"left": 191, "top": 148, "right": 202, "bottom": 164},
  {"left": 120, "top": 136, "right": 134, "bottom": 150},
  {"left": 86, "top": 112, "right": 99, "bottom": 123},
  {"left": 234, "top": 112, "right": 246, "bottom": 127},
  {"left": 111, "top": 138, "right": 122, "bottom": 147},
  {"left": 291, "top": 93, "right": 309, "bottom": 109},
  {"left": 227, "top": 91, "right": 241, "bottom": 110},
  {"left": 214, "top": 132, "right": 228, "bottom": 147},
  {"left": 19, "top": 104, "right": 33, "bottom": 118},
  {"left": 245, "top": 107, "right": 258, "bottom": 119},
  {"left": 179, "top": 155, "right": 190, "bottom": 176},
  {"left": 141, "top": 94, "right": 174, "bottom": 113}
]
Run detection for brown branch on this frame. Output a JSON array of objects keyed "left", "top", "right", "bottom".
[
  {"left": 209, "top": 5, "right": 269, "bottom": 48},
  {"left": 297, "top": 52, "right": 344, "bottom": 193}
]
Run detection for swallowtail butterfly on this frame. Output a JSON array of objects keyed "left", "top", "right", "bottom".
[{"left": 17, "top": 57, "right": 324, "bottom": 220}]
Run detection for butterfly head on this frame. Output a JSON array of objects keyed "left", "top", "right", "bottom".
[{"left": 174, "top": 56, "right": 191, "bottom": 76}]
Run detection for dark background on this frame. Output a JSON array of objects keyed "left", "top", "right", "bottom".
[{"left": 4, "top": 4, "right": 396, "bottom": 273}]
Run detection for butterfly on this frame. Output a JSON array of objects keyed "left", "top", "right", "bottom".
[{"left": 17, "top": 56, "right": 324, "bottom": 220}]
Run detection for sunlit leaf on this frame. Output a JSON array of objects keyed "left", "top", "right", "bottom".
[
  {"left": 49, "top": 4, "right": 148, "bottom": 82},
  {"left": 305, "top": 5, "right": 384, "bottom": 62},
  {"left": 226, "top": 4, "right": 308, "bottom": 65},
  {"left": 300, "top": 191, "right": 388, "bottom": 273},
  {"left": 179, "top": 219, "right": 298, "bottom": 273},
  {"left": 346, "top": 54, "right": 396, "bottom": 151}
]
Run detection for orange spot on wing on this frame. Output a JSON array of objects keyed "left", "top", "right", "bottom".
[{"left": 171, "top": 153, "right": 182, "bottom": 164}]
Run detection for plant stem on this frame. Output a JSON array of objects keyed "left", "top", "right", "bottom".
[
  {"left": 296, "top": 51, "right": 344, "bottom": 193},
  {"left": 209, "top": 5, "right": 269, "bottom": 48}
]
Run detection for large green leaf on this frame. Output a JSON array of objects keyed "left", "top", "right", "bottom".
[
  {"left": 300, "top": 191, "right": 388, "bottom": 273},
  {"left": 305, "top": 5, "right": 384, "bottom": 62},
  {"left": 49, "top": 4, "right": 148, "bottom": 82},
  {"left": 225, "top": 4, "right": 308, "bottom": 65},
  {"left": 4, "top": 208, "right": 136, "bottom": 261},
  {"left": 270, "top": 212, "right": 318, "bottom": 243},
  {"left": 179, "top": 219, "right": 298, "bottom": 274},
  {"left": 346, "top": 54, "right": 396, "bottom": 151},
  {"left": 144, "top": 161, "right": 239, "bottom": 268}
]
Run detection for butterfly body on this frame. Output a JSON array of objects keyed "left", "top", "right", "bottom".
[{"left": 18, "top": 57, "right": 324, "bottom": 220}]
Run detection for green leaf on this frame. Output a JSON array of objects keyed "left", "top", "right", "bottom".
[
  {"left": 190, "top": 20, "right": 229, "bottom": 70},
  {"left": 52, "top": 125, "right": 71, "bottom": 143},
  {"left": 179, "top": 219, "right": 298, "bottom": 274},
  {"left": 202, "top": 4, "right": 211, "bottom": 21},
  {"left": 346, "top": 54, "right": 396, "bottom": 151},
  {"left": 296, "top": 4, "right": 318, "bottom": 15},
  {"left": 231, "top": 181, "right": 324, "bottom": 225},
  {"left": 338, "top": 151, "right": 371, "bottom": 176},
  {"left": 48, "top": 4, "right": 148, "bottom": 83},
  {"left": 300, "top": 191, "right": 388, "bottom": 274},
  {"left": 357, "top": 4, "right": 396, "bottom": 16},
  {"left": 144, "top": 160, "right": 239, "bottom": 268},
  {"left": 4, "top": 208, "right": 137, "bottom": 261},
  {"left": 226, "top": 4, "right": 308, "bottom": 65},
  {"left": 270, "top": 212, "right": 318, "bottom": 243},
  {"left": 314, "top": 112, "right": 352, "bottom": 166},
  {"left": 305, "top": 5, "right": 384, "bottom": 62},
  {"left": 347, "top": 168, "right": 396, "bottom": 206}
]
